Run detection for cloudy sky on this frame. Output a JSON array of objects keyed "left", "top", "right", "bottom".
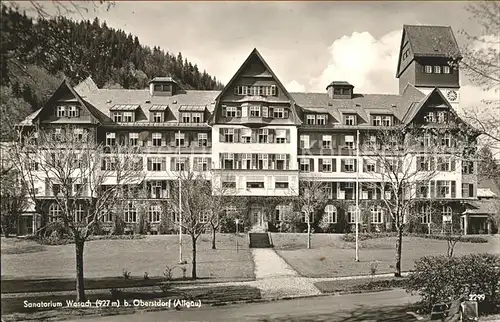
[{"left": 20, "top": 1, "right": 497, "bottom": 109}]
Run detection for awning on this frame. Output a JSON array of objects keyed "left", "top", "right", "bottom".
[
  {"left": 149, "top": 105, "right": 169, "bottom": 111},
  {"left": 110, "top": 104, "right": 140, "bottom": 111},
  {"left": 179, "top": 105, "right": 206, "bottom": 112}
]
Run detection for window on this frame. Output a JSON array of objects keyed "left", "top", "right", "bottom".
[
  {"left": 434, "top": 65, "right": 441, "bottom": 74},
  {"left": 101, "top": 209, "right": 113, "bottom": 222},
  {"left": 365, "top": 160, "right": 376, "bottom": 172},
  {"left": 68, "top": 105, "right": 78, "bottom": 117},
  {"left": 371, "top": 206, "right": 384, "bottom": 224},
  {"left": 175, "top": 132, "right": 185, "bottom": 146},
  {"left": 442, "top": 206, "right": 453, "bottom": 222},
  {"left": 275, "top": 176, "right": 289, "bottom": 189},
  {"left": 441, "top": 134, "right": 452, "bottom": 147},
  {"left": 102, "top": 157, "right": 116, "bottom": 171},
  {"left": 274, "top": 107, "right": 284, "bottom": 118},
  {"left": 198, "top": 133, "right": 208, "bottom": 147},
  {"left": 301, "top": 206, "right": 314, "bottom": 223},
  {"left": 106, "top": 132, "right": 116, "bottom": 146},
  {"left": 443, "top": 66, "right": 451, "bottom": 74},
  {"left": 275, "top": 154, "right": 287, "bottom": 170},
  {"left": 181, "top": 113, "right": 191, "bottom": 123},
  {"left": 300, "top": 135, "right": 310, "bottom": 149},
  {"left": 421, "top": 206, "right": 432, "bottom": 224},
  {"left": 235, "top": 85, "right": 276, "bottom": 96},
  {"left": 222, "top": 174, "right": 236, "bottom": 188},
  {"left": 382, "top": 116, "right": 392, "bottom": 126},
  {"left": 123, "top": 112, "right": 133, "bottom": 122},
  {"left": 49, "top": 203, "right": 62, "bottom": 222},
  {"left": 322, "top": 159, "right": 332, "bottom": 172},
  {"left": 275, "top": 129, "right": 287, "bottom": 144},
  {"left": 150, "top": 181, "right": 163, "bottom": 199},
  {"left": 250, "top": 106, "right": 261, "bottom": 117},
  {"left": 200, "top": 211, "right": 210, "bottom": 223},
  {"left": 425, "top": 65, "right": 432, "bottom": 73},
  {"left": 149, "top": 205, "right": 161, "bottom": 223},
  {"left": 247, "top": 176, "right": 265, "bottom": 189},
  {"left": 345, "top": 115, "right": 356, "bottom": 126},
  {"left": 417, "top": 182, "right": 429, "bottom": 198},
  {"left": 462, "top": 161, "right": 474, "bottom": 174},
  {"left": 192, "top": 113, "right": 202, "bottom": 123},
  {"left": 426, "top": 112, "right": 435, "bottom": 123},
  {"left": 333, "top": 88, "right": 342, "bottom": 95},
  {"left": 344, "top": 159, "right": 355, "bottom": 172},
  {"left": 175, "top": 158, "right": 187, "bottom": 171},
  {"left": 437, "top": 181, "right": 451, "bottom": 198},
  {"left": 258, "top": 129, "right": 269, "bottom": 143},
  {"left": 317, "top": 114, "right": 327, "bottom": 125},
  {"left": 74, "top": 128, "right": 84, "bottom": 141},
  {"left": 347, "top": 206, "right": 357, "bottom": 223},
  {"left": 153, "top": 112, "right": 162, "bottom": 123},
  {"left": 324, "top": 205, "right": 337, "bottom": 223},
  {"left": 275, "top": 205, "right": 290, "bottom": 221},
  {"left": 322, "top": 135, "right": 332, "bottom": 149},
  {"left": 75, "top": 204, "right": 85, "bottom": 222},
  {"left": 372, "top": 116, "right": 382, "bottom": 126},
  {"left": 299, "top": 158, "right": 311, "bottom": 172},
  {"left": 226, "top": 106, "right": 237, "bottom": 117},
  {"left": 56, "top": 106, "right": 66, "bottom": 117},
  {"left": 113, "top": 112, "right": 122, "bottom": 122},
  {"left": 240, "top": 128, "right": 252, "bottom": 143},
  {"left": 306, "top": 114, "right": 316, "bottom": 125},
  {"left": 221, "top": 153, "right": 234, "bottom": 170},
  {"left": 129, "top": 133, "right": 139, "bottom": 146},
  {"left": 150, "top": 157, "right": 162, "bottom": 171},
  {"left": 423, "top": 133, "right": 431, "bottom": 147},
  {"left": 124, "top": 203, "right": 137, "bottom": 223},
  {"left": 152, "top": 133, "right": 162, "bottom": 146},
  {"left": 345, "top": 135, "right": 354, "bottom": 149},
  {"left": 437, "top": 111, "right": 447, "bottom": 123}
]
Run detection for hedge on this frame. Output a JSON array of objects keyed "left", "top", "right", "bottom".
[{"left": 342, "top": 232, "right": 488, "bottom": 243}]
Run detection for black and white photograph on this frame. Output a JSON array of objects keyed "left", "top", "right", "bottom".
[{"left": 1, "top": 1, "right": 499, "bottom": 321}]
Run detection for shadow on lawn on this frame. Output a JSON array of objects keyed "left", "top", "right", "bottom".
[{"left": 257, "top": 304, "right": 420, "bottom": 322}]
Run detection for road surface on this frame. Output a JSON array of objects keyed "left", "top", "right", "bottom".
[{"left": 74, "top": 289, "right": 422, "bottom": 322}]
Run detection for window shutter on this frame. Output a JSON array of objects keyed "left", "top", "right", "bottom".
[
  {"left": 354, "top": 160, "right": 357, "bottom": 172},
  {"left": 269, "top": 107, "right": 274, "bottom": 118},
  {"left": 363, "top": 160, "right": 367, "bottom": 172},
  {"left": 451, "top": 181, "right": 456, "bottom": 198},
  {"left": 207, "top": 158, "right": 212, "bottom": 170},
  {"left": 147, "top": 158, "right": 152, "bottom": 171},
  {"left": 332, "top": 159, "right": 337, "bottom": 172},
  {"left": 341, "top": 160, "right": 345, "bottom": 172},
  {"left": 161, "top": 133, "right": 167, "bottom": 146},
  {"left": 430, "top": 157, "right": 435, "bottom": 171},
  {"left": 169, "top": 133, "right": 176, "bottom": 147},
  {"left": 161, "top": 158, "right": 166, "bottom": 171},
  {"left": 318, "top": 159, "right": 323, "bottom": 172},
  {"left": 286, "top": 155, "right": 290, "bottom": 170},
  {"left": 269, "top": 129, "right": 275, "bottom": 143},
  {"left": 469, "top": 184, "right": 474, "bottom": 197},
  {"left": 251, "top": 130, "right": 257, "bottom": 143},
  {"left": 284, "top": 109, "right": 289, "bottom": 118},
  {"left": 221, "top": 106, "right": 226, "bottom": 117},
  {"left": 451, "top": 159, "right": 456, "bottom": 171},
  {"left": 310, "top": 159, "right": 314, "bottom": 172},
  {"left": 262, "top": 106, "right": 268, "bottom": 118},
  {"left": 219, "top": 128, "right": 224, "bottom": 142},
  {"left": 234, "top": 129, "right": 240, "bottom": 143},
  {"left": 286, "top": 129, "right": 290, "bottom": 143},
  {"left": 184, "top": 133, "right": 190, "bottom": 147},
  {"left": 236, "top": 108, "right": 242, "bottom": 118},
  {"left": 193, "top": 157, "right": 199, "bottom": 171}
]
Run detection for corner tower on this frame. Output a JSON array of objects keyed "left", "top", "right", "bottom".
[{"left": 396, "top": 25, "right": 462, "bottom": 111}]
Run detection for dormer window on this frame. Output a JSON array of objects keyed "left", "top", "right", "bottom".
[
  {"left": 154, "top": 84, "right": 171, "bottom": 92},
  {"left": 181, "top": 113, "right": 191, "bottom": 123},
  {"left": 345, "top": 115, "right": 356, "bottom": 126},
  {"left": 123, "top": 112, "right": 133, "bottom": 122},
  {"left": 68, "top": 105, "right": 79, "bottom": 117},
  {"left": 56, "top": 106, "right": 66, "bottom": 117},
  {"left": 152, "top": 112, "right": 162, "bottom": 123},
  {"left": 425, "top": 65, "right": 432, "bottom": 73},
  {"left": 372, "top": 116, "right": 382, "bottom": 126},
  {"left": 382, "top": 116, "right": 392, "bottom": 126},
  {"left": 273, "top": 107, "right": 284, "bottom": 118},
  {"left": 306, "top": 114, "right": 316, "bottom": 125},
  {"left": 433, "top": 66, "right": 441, "bottom": 74},
  {"left": 226, "top": 106, "right": 237, "bottom": 117},
  {"left": 113, "top": 112, "right": 122, "bottom": 123},
  {"left": 317, "top": 114, "right": 327, "bottom": 125},
  {"left": 443, "top": 66, "right": 451, "bottom": 74},
  {"left": 192, "top": 113, "right": 202, "bottom": 123}
]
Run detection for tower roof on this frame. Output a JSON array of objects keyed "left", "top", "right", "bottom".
[{"left": 403, "top": 24, "right": 461, "bottom": 58}]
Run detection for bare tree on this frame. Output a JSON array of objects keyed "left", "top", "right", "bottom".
[
  {"left": 162, "top": 170, "right": 213, "bottom": 279},
  {"left": 291, "top": 176, "right": 329, "bottom": 249},
  {"left": 362, "top": 126, "right": 448, "bottom": 277},
  {"left": 10, "top": 125, "right": 144, "bottom": 301}
]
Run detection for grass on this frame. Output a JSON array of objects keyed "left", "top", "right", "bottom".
[
  {"left": 1, "top": 234, "right": 254, "bottom": 280},
  {"left": 272, "top": 233, "right": 499, "bottom": 278}
]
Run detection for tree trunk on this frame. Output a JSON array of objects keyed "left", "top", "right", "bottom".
[
  {"left": 75, "top": 239, "right": 86, "bottom": 301},
  {"left": 191, "top": 235, "right": 197, "bottom": 279},
  {"left": 395, "top": 228, "right": 403, "bottom": 277},
  {"left": 211, "top": 225, "right": 216, "bottom": 249},
  {"left": 307, "top": 220, "right": 311, "bottom": 249}
]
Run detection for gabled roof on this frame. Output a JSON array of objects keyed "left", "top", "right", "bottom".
[
  {"left": 149, "top": 76, "right": 178, "bottom": 84},
  {"left": 477, "top": 188, "right": 497, "bottom": 199},
  {"left": 464, "top": 200, "right": 498, "bottom": 215},
  {"left": 396, "top": 25, "right": 461, "bottom": 77},
  {"left": 74, "top": 76, "right": 98, "bottom": 97}
]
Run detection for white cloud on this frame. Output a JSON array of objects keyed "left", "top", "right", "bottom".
[
  {"left": 286, "top": 80, "right": 306, "bottom": 92},
  {"left": 309, "top": 30, "right": 402, "bottom": 94}
]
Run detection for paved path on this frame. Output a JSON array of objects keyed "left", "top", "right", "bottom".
[{"left": 73, "top": 289, "right": 421, "bottom": 322}]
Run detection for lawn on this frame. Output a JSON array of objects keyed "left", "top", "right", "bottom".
[
  {"left": 1, "top": 234, "right": 254, "bottom": 280},
  {"left": 272, "top": 233, "right": 500, "bottom": 278}
]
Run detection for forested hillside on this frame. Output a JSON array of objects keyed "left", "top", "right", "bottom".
[{"left": 0, "top": 5, "right": 224, "bottom": 139}]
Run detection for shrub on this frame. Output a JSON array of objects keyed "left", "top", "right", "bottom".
[
  {"left": 164, "top": 265, "right": 176, "bottom": 281},
  {"left": 122, "top": 269, "right": 131, "bottom": 279},
  {"left": 341, "top": 232, "right": 488, "bottom": 243},
  {"left": 405, "top": 254, "right": 500, "bottom": 314}
]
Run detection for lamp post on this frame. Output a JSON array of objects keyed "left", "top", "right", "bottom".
[
  {"left": 355, "top": 129, "right": 360, "bottom": 262},
  {"left": 235, "top": 218, "right": 239, "bottom": 252}
]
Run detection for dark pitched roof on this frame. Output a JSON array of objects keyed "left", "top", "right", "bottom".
[
  {"left": 397, "top": 83, "right": 426, "bottom": 121},
  {"left": 465, "top": 200, "right": 498, "bottom": 215},
  {"left": 404, "top": 25, "right": 461, "bottom": 58},
  {"left": 326, "top": 81, "right": 354, "bottom": 88},
  {"left": 149, "top": 76, "right": 178, "bottom": 84}
]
